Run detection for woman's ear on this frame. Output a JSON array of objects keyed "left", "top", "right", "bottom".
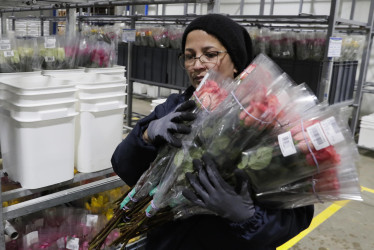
[{"left": 234, "top": 68, "right": 238, "bottom": 74}]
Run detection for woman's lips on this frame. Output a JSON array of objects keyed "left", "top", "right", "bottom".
[{"left": 193, "top": 76, "right": 204, "bottom": 82}]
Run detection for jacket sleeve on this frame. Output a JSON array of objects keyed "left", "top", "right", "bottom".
[
  {"left": 230, "top": 205, "right": 314, "bottom": 248},
  {"left": 111, "top": 93, "right": 182, "bottom": 186}
]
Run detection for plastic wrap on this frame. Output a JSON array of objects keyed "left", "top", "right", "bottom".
[
  {"left": 149, "top": 54, "right": 287, "bottom": 216},
  {"left": 38, "top": 35, "right": 69, "bottom": 70},
  {"left": 0, "top": 35, "right": 21, "bottom": 73},
  {"left": 90, "top": 54, "right": 362, "bottom": 247},
  {"left": 153, "top": 26, "right": 170, "bottom": 48},
  {"left": 118, "top": 70, "right": 233, "bottom": 212},
  {"left": 240, "top": 105, "right": 361, "bottom": 208},
  {"left": 169, "top": 26, "right": 184, "bottom": 49}
]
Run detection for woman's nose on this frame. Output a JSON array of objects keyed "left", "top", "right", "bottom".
[{"left": 192, "top": 57, "right": 206, "bottom": 70}]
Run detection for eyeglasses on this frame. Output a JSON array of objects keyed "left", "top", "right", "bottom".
[{"left": 179, "top": 51, "right": 227, "bottom": 69}]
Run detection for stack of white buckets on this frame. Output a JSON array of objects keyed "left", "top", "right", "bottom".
[
  {"left": 0, "top": 66, "right": 127, "bottom": 189},
  {"left": 358, "top": 113, "right": 374, "bottom": 149}
]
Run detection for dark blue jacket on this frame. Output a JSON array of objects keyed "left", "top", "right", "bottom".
[{"left": 112, "top": 86, "right": 314, "bottom": 250}]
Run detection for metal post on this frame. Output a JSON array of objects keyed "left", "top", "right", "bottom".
[
  {"left": 270, "top": 0, "right": 275, "bottom": 15},
  {"left": 184, "top": 3, "right": 188, "bottom": 15},
  {"left": 299, "top": 0, "right": 304, "bottom": 14},
  {"left": 350, "top": 0, "right": 356, "bottom": 20},
  {"left": 1, "top": 13, "right": 6, "bottom": 35},
  {"left": 207, "top": 0, "right": 220, "bottom": 13},
  {"left": 350, "top": 0, "right": 374, "bottom": 135},
  {"left": 41, "top": 17, "right": 44, "bottom": 36},
  {"left": 239, "top": 0, "right": 244, "bottom": 15},
  {"left": 162, "top": 4, "right": 166, "bottom": 15},
  {"left": 126, "top": 15, "right": 135, "bottom": 127},
  {"left": 259, "top": 0, "right": 265, "bottom": 15},
  {"left": 66, "top": 7, "right": 76, "bottom": 35},
  {"left": 318, "top": 0, "right": 339, "bottom": 102},
  {"left": 0, "top": 172, "right": 5, "bottom": 250}
]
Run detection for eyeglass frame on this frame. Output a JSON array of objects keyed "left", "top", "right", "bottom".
[{"left": 179, "top": 51, "right": 228, "bottom": 69}]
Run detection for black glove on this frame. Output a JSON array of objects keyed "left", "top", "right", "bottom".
[
  {"left": 183, "top": 154, "right": 255, "bottom": 222},
  {"left": 147, "top": 100, "right": 197, "bottom": 148}
]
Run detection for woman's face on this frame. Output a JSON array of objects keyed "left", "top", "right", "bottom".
[{"left": 184, "top": 30, "right": 237, "bottom": 89}]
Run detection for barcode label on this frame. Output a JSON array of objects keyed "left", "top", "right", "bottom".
[
  {"left": 86, "top": 214, "right": 98, "bottom": 227},
  {"left": 66, "top": 237, "right": 79, "bottom": 250},
  {"left": 45, "top": 56, "right": 55, "bottom": 62},
  {"left": 44, "top": 37, "right": 56, "bottom": 48},
  {"left": 278, "top": 131, "right": 297, "bottom": 157},
  {"left": 24, "top": 231, "right": 39, "bottom": 247},
  {"left": 306, "top": 123, "right": 330, "bottom": 150},
  {"left": 4, "top": 50, "right": 14, "bottom": 57},
  {"left": 0, "top": 44, "right": 11, "bottom": 50},
  {"left": 320, "top": 116, "right": 344, "bottom": 145}
]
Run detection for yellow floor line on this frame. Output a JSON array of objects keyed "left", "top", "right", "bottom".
[
  {"left": 277, "top": 185, "right": 373, "bottom": 249},
  {"left": 361, "top": 186, "right": 374, "bottom": 194},
  {"left": 277, "top": 200, "right": 350, "bottom": 249}
]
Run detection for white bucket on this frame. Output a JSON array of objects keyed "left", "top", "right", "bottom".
[
  {"left": 0, "top": 71, "right": 42, "bottom": 80},
  {"left": 78, "top": 93, "right": 126, "bottom": 112},
  {"left": 41, "top": 68, "right": 85, "bottom": 77},
  {"left": 84, "top": 65, "right": 126, "bottom": 79},
  {"left": 75, "top": 106, "right": 125, "bottom": 173},
  {"left": 358, "top": 113, "right": 374, "bottom": 149},
  {"left": 0, "top": 72, "right": 44, "bottom": 104},
  {"left": 1, "top": 112, "right": 77, "bottom": 189},
  {"left": 0, "top": 75, "right": 75, "bottom": 96},
  {"left": 2, "top": 88, "right": 76, "bottom": 106},
  {"left": 2, "top": 99, "right": 77, "bottom": 121}
]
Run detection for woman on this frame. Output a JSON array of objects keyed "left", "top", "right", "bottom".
[{"left": 112, "top": 14, "right": 314, "bottom": 250}]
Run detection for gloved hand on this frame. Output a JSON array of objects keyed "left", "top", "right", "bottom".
[
  {"left": 183, "top": 154, "right": 255, "bottom": 222},
  {"left": 147, "top": 100, "right": 197, "bottom": 148}
]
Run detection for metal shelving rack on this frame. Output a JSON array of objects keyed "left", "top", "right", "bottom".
[{"left": 0, "top": 0, "right": 373, "bottom": 248}]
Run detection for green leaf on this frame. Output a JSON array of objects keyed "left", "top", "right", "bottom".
[
  {"left": 173, "top": 149, "right": 185, "bottom": 167},
  {"left": 238, "top": 154, "right": 249, "bottom": 169},
  {"left": 247, "top": 146, "right": 273, "bottom": 170}
]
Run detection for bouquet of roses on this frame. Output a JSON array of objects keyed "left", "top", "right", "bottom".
[
  {"left": 90, "top": 54, "right": 362, "bottom": 249},
  {"left": 239, "top": 105, "right": 362, "bottom": 208},
  {"left": 89, "top": 54, "right": 295, "bottom": 248}
]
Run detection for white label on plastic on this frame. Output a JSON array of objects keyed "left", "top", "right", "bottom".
[
  {"left": 79, "top": 41, "right": 87, "bottom": 50},
  {"left": 44, "top": 37, "right": 56, "bottom": 48},
  {"left": 4, "top": 50, "right": 14, "bottom": 57},
  {"left": 320, "top": 116, "right": 345, "bottom": 145},
  {"left": 45, "top": 56, "right": 55, "bottom": 62},
  {"left": 0, "top": 44, "right": 11, "bottom": 50},
  {"left": 66, "top": 237, "right": 79, "bottom": 250},
  {"left": 86, "top": 214, "right": 99, "bottom": 227},
  {"left": 327, "top": 37, "right": 342, "bottom": 57},
  {"left": 306, "top": 123, "right": 330, "bottom": 150},
  {"left": 278, "top": 131, "right": 297, "bottom": 157},
  {"left": 140, "top": 31, "right": 146, "bottom": 37},
  {"left": 0, "top": 39, "right": 10, "bottom": 44},
  {"left": 57, "top": 237, "right": 65, "bottom": 248},
  {"left": 195, "top": 72, "right": 210, "bottom": 92},
  {"left": 24, "top": 231, "right": 39, "bottom": 247},
  {"left": 122, "top": 29, "right": 136, "bottom": 42}
]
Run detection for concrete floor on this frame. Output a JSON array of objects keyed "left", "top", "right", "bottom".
[{"left": 130, "top": 96, "right": 374, "bottom": 250}]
